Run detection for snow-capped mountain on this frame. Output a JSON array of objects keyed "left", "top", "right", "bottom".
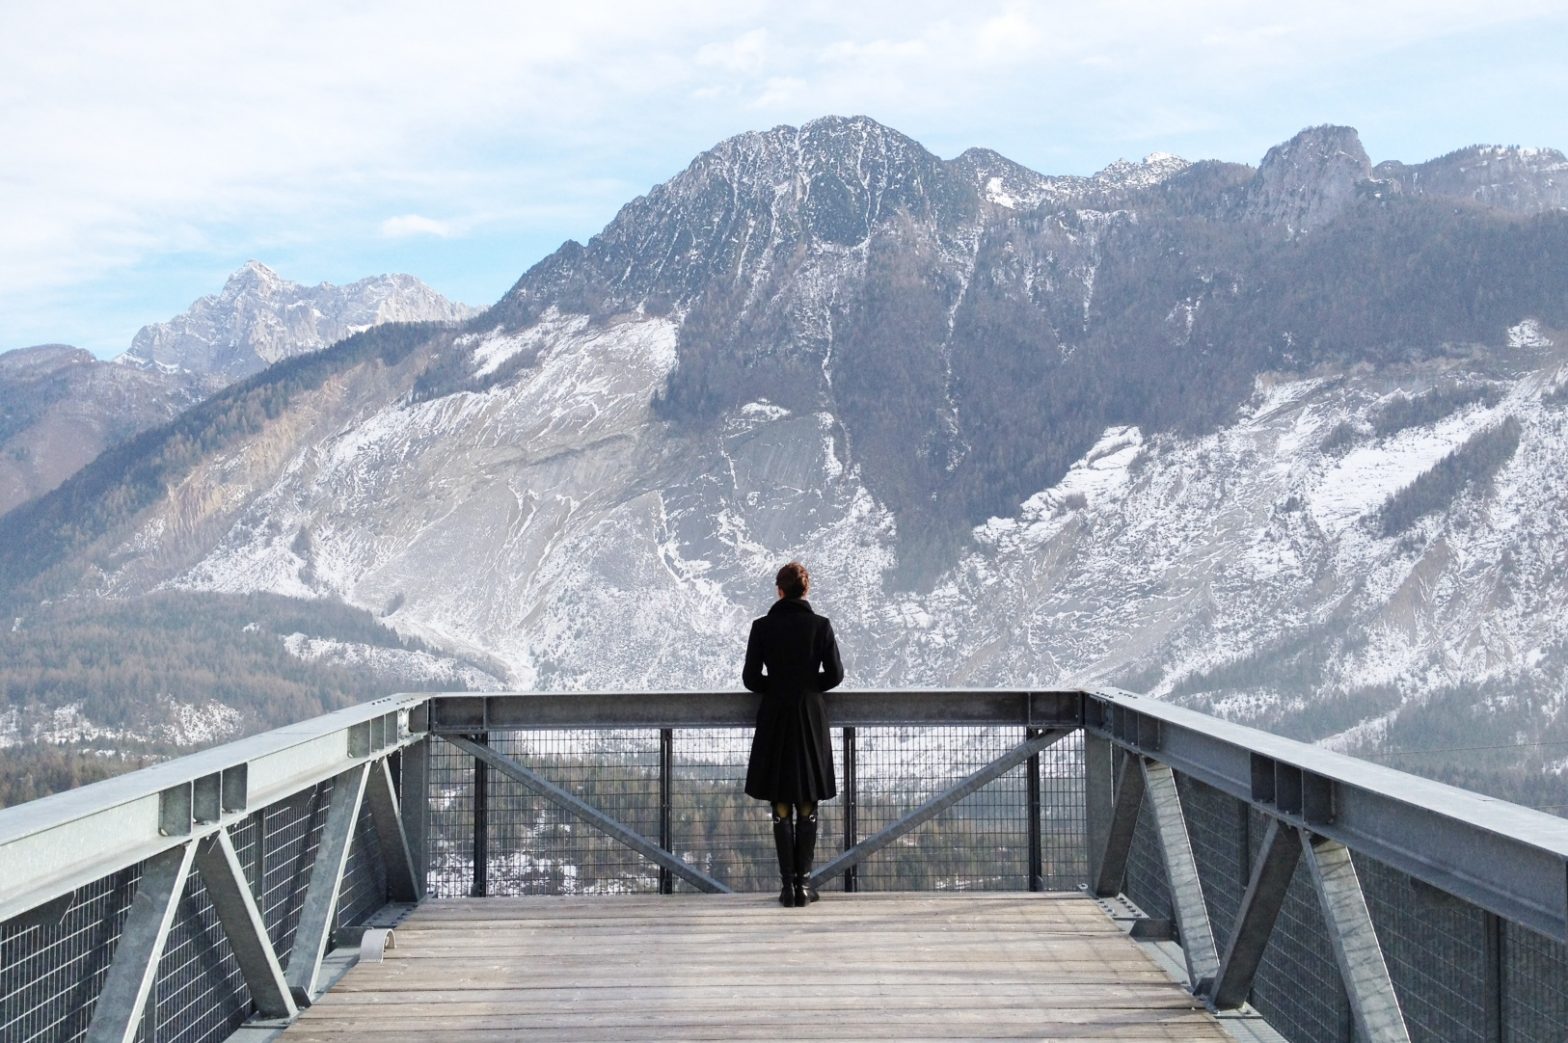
[
  {"left": 118, "top": 261, "right": 477, "bottom": 380},
  {"left": 0, "top": 264, "right": 475, "bottom": 519},
  {"left": 4, "top": 116, "right": 1567, "bottom": 763}
]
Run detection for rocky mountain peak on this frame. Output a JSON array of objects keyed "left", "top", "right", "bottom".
[
  {"left": 1242, "top": 124, "right": 1371, "bottom": 233},
  {"left": 119, "top": 263, "right": 475, "bottom": 381},
  {"left": 1092, "top": 152, "right": 1193, "bottom": 191},
  {"left": 224, "top": 259, "right": 286, "bottom": 292}
]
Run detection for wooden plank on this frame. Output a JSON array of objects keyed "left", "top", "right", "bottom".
[{"left": 280, "top": 893, "right": 1234, "bottom": 1042}]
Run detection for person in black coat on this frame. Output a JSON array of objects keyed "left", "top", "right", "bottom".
[{"left": 742, "top": 560, "right": 844, "bottom": 907}]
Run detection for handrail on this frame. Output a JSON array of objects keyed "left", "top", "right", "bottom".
[
  {"left": 0, "top": 687, "right": 1563, "bottom": 1042},
  {"left": 0, "top": 692, "right": 426, "bottom": 924},
  {"left": 422, "top": 688, "right": 1084, "bottom": 730},
  {"left": 1085, "top": 687, "right": 1568, "bottom": 942}
]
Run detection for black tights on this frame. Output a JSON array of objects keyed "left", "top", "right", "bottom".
[{"left": 772, "top": 801, "right": 817, "bottom": 824}]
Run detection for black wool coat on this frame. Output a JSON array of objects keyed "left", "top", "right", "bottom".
[{"left": 742, "top": 597, "right": 845, "bottom": 803}]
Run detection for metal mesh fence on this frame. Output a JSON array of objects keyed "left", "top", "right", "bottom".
[
  {"left": 1361, "top": 853, "right": 1491, "bottom": 1043},
  {"left": 425, "top": 726, "right": 1087, "bottom": 898},
  {"left": 1118, "top": 761, "right": 1568, "bottom": 1043},
  {"left": 0, "top": 766, "right": 398, "bottom": 1043},
  {"left": 0, "top": 864, "right": 142, "bottom": 1042},
  {"left": 1503, "top": 922, "right": 1568, "bottom": 1041}
]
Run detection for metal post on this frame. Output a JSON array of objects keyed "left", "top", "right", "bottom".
[
  {"left": 843, "top": 726, "right": 858, "bottom": 893},
  {"left": 659, "top": 727, "right": 674, "bottom": 895},
  {"left": 471, "top": 731, "right": 488, "bottom": 899},
  {"left": 1084, "top": 732, "right": 1115, "bottom": 891},
  {"left": 1483, "top": 912, "right": 1503, "bottom": 1043},
  {"left": 399, "top": 736, "right": 429, "bottom": 896},
  {"left": 365, "top": 757, "right": 421, "bottom": 902},
  {"left": 1026, "top": 727, "right": 1043, "bottom": 891}
]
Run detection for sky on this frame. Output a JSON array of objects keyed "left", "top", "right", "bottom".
[{"left": 3, "top": 1, "right": 1567, "bottom": 358}]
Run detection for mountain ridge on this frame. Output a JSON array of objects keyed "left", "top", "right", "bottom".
[
  {"left": 0, "top": 263, "right": 474, "bottom": 518},
  {"left": 2, "top": 117, "right": 1567, "bottom": 787}
]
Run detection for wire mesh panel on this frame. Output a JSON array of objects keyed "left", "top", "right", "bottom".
[
  {"left": 257, "top": 782, "right": 331, "bottom": 965},
  {"left": 0, "top": 768, "right": 402, "bottom": 1043},
  {"left": 336, "top": 798, "right": 391, "bottom": 931},
  {"left": 1360, "top": 852, "right": 1491, "bottom": 1043},
  {"left": 425, "top": 726, "right": 1086, "bottom": 897},
  {"left": 140, "top": 866, "right": 251, "bottom": 1043},
  {"left": 0, "top": 864, "right": 143, "bottom": 1043},
  {"left": 1503, "top": 922, "right": 1568, "bottom": 1041},
  {"left": 670, "top": 727, "right": 779, "bottom": 894},
  {"left": 1121, "top": 749, "right": 1173, "bottom": 925},
  {"left": 427, "top": 730, "right": 666, "bottom": 896},
  {"left": 1178, "top": 776, "right": 1248, "bottom": 944},
  {"left": 1038, "top": 731, "right": 1088, "bottom": 891},
  {"left": 850, "top": 726, "right": 1028, "bottom": 891},
  {"left": 1243, "top": 846, "right": 1353, "bottom": 1041}
]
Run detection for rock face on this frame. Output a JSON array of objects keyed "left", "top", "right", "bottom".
[
  {"left": 1239, "top": 124, "right": 1373, "bottom": 233},
  {"left": 4, "top": 117, "right": 1568, "bottom": 761},
  {"left": 120, "top": 261, "right": 477, "bottom": 381}
]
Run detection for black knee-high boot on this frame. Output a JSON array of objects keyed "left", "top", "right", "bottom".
[
  {"left": 772, "top": 809, "right": 796, "bottom": 907},
  {"left": 793, "top": 807, "right": 819, "bottom": 906}
]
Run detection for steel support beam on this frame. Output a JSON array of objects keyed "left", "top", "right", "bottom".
[
  {"left": 1092, "top": 753, "right": 1145, "bottom": 898},
  {"left": 842, "top": 726, "right": 859, "bottom": 893},
  {"left": 398, "top": 736, "right": 429, "bottom": 896},
  {"left": 471, "top": 734, "right": 488, "bottom": 898},
  {"left": 1087, "top": 687, "right": 1568, "bottom": 941},
  {"left": 813, "top": 729, "right": 1072, "bottom": 886},
  {"left": 364, "top": 757, "right": 421, "bottom": 903},
  {"left": 192, "top": 828, "right": 296, "bottom": 1019},
  {"left": 284, "top": 763, "right": 369, "bottom": 1004},
  {"left": 1083, "top": 731, "right": 1115, "bottom": 892},
  {"left": 1211, "top": 818, "right": 1302, "bottom": 1009},
  {"left": 84, "top": 841, "right": 196, "bottom": 1043},
  {"left": 443, "top": 736, "right": 732, "bottom": 894},
  {"left": 1142, "top": 760, "right": 1220, "bottom": 991},
  {"left": 0, "top": 695, "right": 425, "bottom": 925},
  {"left": 658, "top": 728, "right": 674, "bottom": 896},
  {"left": 427, "top": 689, "right": 1084, "bottom": 731},
  {"left": 1302, "top": 832, "right": 1411, "bottom": 1043},
  {"left": 1026, "top": 728, "right": 1044, "bottom": 891}
]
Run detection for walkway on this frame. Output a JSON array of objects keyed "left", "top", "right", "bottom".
[{"left": 283, "top": 892, "right": 1233, "bottom": 1041}]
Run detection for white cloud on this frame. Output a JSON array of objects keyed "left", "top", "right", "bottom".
[
  {"left": 697, "top": 28, "right": 769, "bottom": 74},
  {"left": 380, "top": 214, "right": 457, "bottom": 239}
]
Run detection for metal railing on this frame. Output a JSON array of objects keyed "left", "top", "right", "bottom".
[{"left": 2, "top": 687, "right": 1567, "bottom": 1042}]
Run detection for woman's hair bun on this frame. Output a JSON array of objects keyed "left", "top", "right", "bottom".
[{"left": 775, "top": 561, "right": 809, "bottom": 598}]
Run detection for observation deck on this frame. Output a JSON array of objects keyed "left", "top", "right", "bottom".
[{"left": 2, "top": 689, "right": 1566, "bottom": 1043}]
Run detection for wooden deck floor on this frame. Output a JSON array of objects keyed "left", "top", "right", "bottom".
[{"left": 284, "top": 893, "right": 1233, "bottom": 1041}]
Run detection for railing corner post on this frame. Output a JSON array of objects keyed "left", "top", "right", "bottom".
[
  {"left": 1084, "top": 730, "right": 1115, "bottom": 892},
  {"left": 1027, "top": 726, "right": 1044, "bottom": 891},
  {"left": 471, "top": 731, "right": 489, "bottom": 899},
  {"left": 843, "top": 725, "right": 858, "bottom": 894},
  {"left": 659, "top": 727, "right": 674, "bottom": 895}
]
